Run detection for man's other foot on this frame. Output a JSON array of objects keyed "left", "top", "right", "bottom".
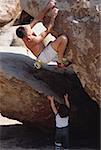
[{"left": 57, "top": 59, "right": 72, "bottom": 68}]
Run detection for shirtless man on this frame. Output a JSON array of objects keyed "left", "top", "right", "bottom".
[{"left": 16, "top": 0, "right": 68, "bottom": 68}]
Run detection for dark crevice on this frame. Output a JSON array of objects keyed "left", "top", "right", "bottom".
[{"left": 32, "top": 67, "right": 100, "bottom": 149}]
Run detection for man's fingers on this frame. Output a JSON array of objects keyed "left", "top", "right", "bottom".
[
  {"left": 50, "top": 2, "right": 55, "bottom": 8},
  {"left": 52, "top": 7, "right": 58, "bottom": 12},
  {"left": 48, "top": 0, "right": 56, "bottom": 9},
  {"left": 50, "top": 0, "right": 56, "bottom": 5},
  {"left": 52, "top": 8, "right": 59, "bottom": 16}
]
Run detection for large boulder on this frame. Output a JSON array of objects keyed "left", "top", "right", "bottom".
[
  {"left": 0, "top": 0, "right": 21, "bottom": 27},
  {"left": 20, "top": 0, "right": 100, "bottom": 105},
  {"left": 0, "top": 46, "right": 80, "bottom": 128},
  {"left": 0, "top": 46, "right": 99, "bottom": 135},
  {"left": 0, "top": 46, "right": 60, "bottom": 128}
]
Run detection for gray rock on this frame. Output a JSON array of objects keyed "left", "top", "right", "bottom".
[{"left": 0, "top": 46, "right": 62, "bottom": 127}]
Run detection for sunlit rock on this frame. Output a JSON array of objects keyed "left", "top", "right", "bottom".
[{"left": 0, "top": 0, "right": 20, "bottom": 27}]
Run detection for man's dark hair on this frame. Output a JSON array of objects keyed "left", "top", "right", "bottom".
[
  {"left": 58, "top": 104, "right": 69, "bottom": 118},
  {"left": 16, "top": 26, "right": 27, "bottom": 39}
]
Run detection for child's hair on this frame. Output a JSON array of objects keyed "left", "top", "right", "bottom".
[
  {"left": 16, "top": 26, "right": 27, "bottom": 39},
  {"left": 58, "top": 104, "right": 69, "bottom": 118}
]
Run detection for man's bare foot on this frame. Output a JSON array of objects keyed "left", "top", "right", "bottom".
[{"left": 57, "top": 60, "right": 72, "bottom": 68}]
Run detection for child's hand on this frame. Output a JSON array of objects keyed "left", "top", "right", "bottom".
[
  {"left": 47, "top": 96, "right": 54, "bottom": 101},
  {"left": 64, "top": 93, "right": 69, "bottom": 100}
]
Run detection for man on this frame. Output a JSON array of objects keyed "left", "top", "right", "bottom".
[{"left": 16, "top": 0, "right": 69, "bottom": 68}]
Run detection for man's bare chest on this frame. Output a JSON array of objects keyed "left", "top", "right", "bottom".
[{"left": 25, "top": 41, "right": 44, "bottom": 56}]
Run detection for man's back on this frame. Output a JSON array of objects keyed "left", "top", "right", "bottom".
[{"left": 23, "top": 25, "right": 45, "bottom": 57}]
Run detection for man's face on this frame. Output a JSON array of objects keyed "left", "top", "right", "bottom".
[{"left": 25, "top": 26, "right": 33, "bottom": 40}]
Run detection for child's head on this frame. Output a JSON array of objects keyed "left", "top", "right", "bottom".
[{"left": 58, "top": 104, "right": 69, "bottom": 118}]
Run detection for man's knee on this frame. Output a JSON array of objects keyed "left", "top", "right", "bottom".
[{"left": 60, "top": 35, "right": 68, "bottom": 43}]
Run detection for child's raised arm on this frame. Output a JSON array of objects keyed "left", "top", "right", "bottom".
[
  {"left": 64, "top": 93, "right": 70, "bottom": 108},
  {"left": 47, "top": 96, "right": 58, "bottom": 115}
]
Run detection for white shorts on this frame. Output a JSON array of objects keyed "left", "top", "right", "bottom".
[{"left": 37, "top": 44, "right": 58, "bottom": 64}]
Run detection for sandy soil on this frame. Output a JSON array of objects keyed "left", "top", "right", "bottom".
[
  {"left": 0, "top": 113, "right": 99, "bottom": 150},
  {"left": 0, "top": 113, "right": 55, "bottom": 150}
]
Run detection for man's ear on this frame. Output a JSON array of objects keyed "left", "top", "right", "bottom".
[{"left": 27, "top": 36, "right": 31, "bottom": 41}]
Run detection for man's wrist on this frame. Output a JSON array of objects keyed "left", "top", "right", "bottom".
[{"left": 47, "top": 26, "right": 51, "bottom": 32}]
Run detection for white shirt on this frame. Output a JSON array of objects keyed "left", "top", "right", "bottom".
[{"left": 56, "top": 114, "right": 69, "bottom": 128}]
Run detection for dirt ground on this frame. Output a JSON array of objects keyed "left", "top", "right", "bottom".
[
  {"left": 0, "top": 113, "right": 100, "bottom": 150},
  {"left": 0, "top": 115, "right": 54, "bottom": 150}
]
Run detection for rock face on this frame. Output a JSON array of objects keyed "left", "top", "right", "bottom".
[
  {"left": 0, "top": 47, "right": 58, "bottom": 128},
  {"left": 20, "top": 0, "right": 100, "bottom": 105},
  {"left": 0, "top": 0, "right": 20, "bottom": 27},
  {"left": 0, "top": 26, "right": 25, "bottom": 47},
  {"left": 0, "top": 47, "right": 99, "bottom": 137}
]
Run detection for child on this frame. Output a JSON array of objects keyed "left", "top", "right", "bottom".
[{"left": 47, "top": 94, "right": 70, "bottom": 150}]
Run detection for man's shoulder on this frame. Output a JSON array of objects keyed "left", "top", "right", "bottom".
[{"left": 23, "top": 24, "right": 31, "bottom": 29}]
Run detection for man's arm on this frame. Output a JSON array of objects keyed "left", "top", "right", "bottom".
[
  {"left": 64, "top": 93, "right": 70, "bottom": 108},
  {"left": 30, "top": 0, "right": 56, "bottom": 28},
  {"left": 30, "top": 25, "right": 51, "bottom": 43},
  {"left": 47, "top": 96, "right": 58, "bottom": 115},
  {"left": 31, "top": 8, "right": 58, "bottom": 43}
]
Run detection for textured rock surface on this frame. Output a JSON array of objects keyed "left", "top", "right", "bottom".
[
  {"left": 0, "top": 0, "right": 20, "bottom": 27},
  {"left": 0, "top": 47, "right": 59, "bottom": 128},
  {"left": 0, "top": 26, "right": 25, "bottom": 46},
  {"left": 0, "top": 46, "right": 99, "bottom": 134},
  {"left": 20, "top": 0, "right": 100, "bottom": 105}
]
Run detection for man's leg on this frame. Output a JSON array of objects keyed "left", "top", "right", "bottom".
[{"left": 51, "top": 35, "right": 68, "bottom": 66}]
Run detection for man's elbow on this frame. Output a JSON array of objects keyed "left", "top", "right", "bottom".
[
  {"left": 38, "top": 36, "right": 45, "bottom": 43},
  {"left": 34, "top": 38, "right": 43, "bottom": 44}
]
